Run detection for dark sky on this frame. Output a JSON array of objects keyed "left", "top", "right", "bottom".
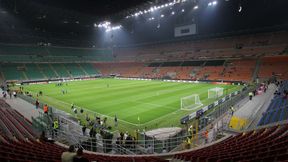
[
  {"left": 0, "top": 0, "right": 287, "bottom": 46},
  {"left": 24, "top": 0, "right": 152, "bottom": 16}
]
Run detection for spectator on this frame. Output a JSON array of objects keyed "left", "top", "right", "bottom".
[
  {"left": 85, "top": 114, "right": 90, "bottom": 122},
  {"left": 147, "top": 145, "right": 153, "bottom": 154},
  {"left": 73, "top": 148, "right": 89, "bottom": 162},
  {"left": 61, "top": 145, "right": 76, "bottom": 162},
  {"left": 35, "top": 99, "right": 40, "bottom": 109},
  {"left": 230, "top": 105, "right": 235, "bottom": 115},
  {"left": 39, "top": 131, "right": 48, "bottom": 142},
  {"left": 162, "top": 147, "right": 167, "bottom": 153},
  {"left": 53, "top": 119, "right": 59, "bottom": 138},
  {"left": 249, "top": 92, "right": 253, "bottom": 100},
  {"left": 203, "top": 130, "right": 209, "bottom": 144},
  {"left": 82, "top": 125, "right": 86, "bottom": 136},
  {"left": 43, "top": 104, "right": 49, "bottom": 114},
  {"left": 2, "top": 91, "right": 6, "bottom": 98},
  {"left": 13, "top": 91, "right": 17, "bottom": 98},
  {"left": 114, "top": 115, "right": 118, "bottom": 127},
  {"left": 73, "top": 107, "right": 77, "bottom": 114}
]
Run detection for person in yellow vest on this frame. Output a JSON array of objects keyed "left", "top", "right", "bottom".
[
  {"left": 249, "top": 92, "right": 253, "bottom": 100},
  {"left": 186, "top": 137, "right": 191, "bottom": 149},
  {"left": 53, "top": 119, "right": 59, "bottom": 138}
]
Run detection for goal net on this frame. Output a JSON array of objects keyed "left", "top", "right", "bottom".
[
  {"left": 208, "top": 87, "right": 224, "bottom": 99},
  {"left": 181, "top": 94, "right": 203, "bottom": 110}
]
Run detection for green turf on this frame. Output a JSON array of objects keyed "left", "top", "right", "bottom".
[{"left": 23, "top": 78, "right": 241, "bottom": 131}]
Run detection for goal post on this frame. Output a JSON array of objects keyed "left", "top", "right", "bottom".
[
  {"left": 181, "top": 94, "right": 203, "bottom": 110},
  {"left": 208, "top": 87, "right": 224, "bottom": 99}
]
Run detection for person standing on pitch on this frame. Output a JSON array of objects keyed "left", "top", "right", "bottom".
[{"left": 114, "top": 115, "right": 118, "bottom": 127}]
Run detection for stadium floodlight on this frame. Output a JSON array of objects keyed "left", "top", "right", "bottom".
[
  {"left": 238, "top": 5, "right": 242, "bottom": 12},
  {"left": 171, "top": 11, "right": 175, "bottom": 15},
  {"left": 212, "top": 1, "right": 217, "bottom": 5},
  {"left": 161, "top": 14, "right": 165, "bottom": 18},
  {"left": 193, "top": 5, "right": 199, "bottom": 10},
  {"left": 208, "top": 2, "right": 212, "bottom": 6},
  {"left": 181, "top": 9, "right": 185, "bottom": 12},
  {"left": 157, "top": 23, "right": 160, "bottom": 28},
  {"left": 181, "top": 94, "right": 203, "bottom": 110}
]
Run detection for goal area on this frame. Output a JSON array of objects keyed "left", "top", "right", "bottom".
[
  {"left": 208, "top": 87, "right": 224, "bottom": 99},
  {"left": 181, "top": 94, "right": 203, "bottom": 110}
]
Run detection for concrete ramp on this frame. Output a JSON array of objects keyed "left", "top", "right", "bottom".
[{"left": 229, "top": 84, "right": 277, "bottom": 130}]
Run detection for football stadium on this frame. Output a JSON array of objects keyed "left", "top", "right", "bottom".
[{"left": 0, "top": 0, "right": 288, "bottom": 162}]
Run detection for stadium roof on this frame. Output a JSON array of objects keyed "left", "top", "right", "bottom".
[{"left": 0, "top": 0, "right": 287, "bottom": 47}]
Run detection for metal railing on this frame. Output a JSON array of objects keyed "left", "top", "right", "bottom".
[{"left": 17, "top": 84, "right": 255, "bottom": 155}]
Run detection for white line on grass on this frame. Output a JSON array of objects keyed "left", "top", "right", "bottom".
[
  {"left": 30, "top": 83, "right": 240, "bottom": 127},
  {"left": 38, "top": 93, "right": 140, "bottom": 126}
]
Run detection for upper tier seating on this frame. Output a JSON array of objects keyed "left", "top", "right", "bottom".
[
  {"left": 114, "top": 31, "right": 288, "bottom": 62},
  {"left": 0, "top": 44, "right": 114, "bottom": 62},
  {"left": 258, "top": 56, "right": 288, "bottom": 80}
]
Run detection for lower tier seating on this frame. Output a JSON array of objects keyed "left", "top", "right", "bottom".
[{"left": 172, "top": 123, "right": 288, "bottom": 162}]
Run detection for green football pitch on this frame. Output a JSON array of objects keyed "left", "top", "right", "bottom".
[{"left": 23, "top": 78, "right": 241, "bottom": 131}]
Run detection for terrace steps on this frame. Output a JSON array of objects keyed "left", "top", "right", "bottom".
[
  {"left": 36, "top": 63, "right": 48, "bottom": 79},
  {"left": 49, "top": 63, "right": 59, "bottom": 78},
  {"left": 62, "top": 64, "right": 73, "bottom": 78},
  {"left": 22, "top": 71, "right": 28, "bottom": 80},
  {"left": 78, "top": 63, "right": 89, "bottom": 76}
]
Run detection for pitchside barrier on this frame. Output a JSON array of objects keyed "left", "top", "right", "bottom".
[
  {"left": 16, "top": 81, "right": 254, "bottom": 155},
  {"left": 17, "top": 93, "right": 229, "bottom": 154},
  {"left": 181, "top": 85, "right": 255, "bottom": 128}
]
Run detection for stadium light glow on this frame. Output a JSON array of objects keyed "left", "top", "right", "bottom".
[
  {"left": 171, "top": 11, "right": 175, "bottom": 15},
  {"left": 105, "top": 25, "right": 122, "bottom": 32},
  {"left": 160, "top": 14, "right": 165, "bottom": 18},
  {"left": 238, "top": 5, "right": 242, "bottom": 12},
  {"left": 193, "top": 5, "right": 199, "bottom": 10},
  {"left": 148, "top": 17, "right": 155, "bottom": 21},
  {"left": 208, "top": 1, "right": 217, "bottom": 7},
  {"left": 128, "top": 1, "right": 180, "bottom": 18},
  {"left": 181, "top": 9, "right": 185, "bottom": 12}
]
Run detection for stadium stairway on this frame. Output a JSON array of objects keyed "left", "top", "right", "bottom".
[
  {"left": 49, "top": 63, "right": 60, "bottom": 78},
  {"left": 0, "top": 89, "right": 42, "bottom": 122},
  {"left": 78, "top": 63, "right": 89, "bottom": 76},
  {"left": 229, "top": 84, "right": 277, "bottom": 130},
  {"left": 36, "top": 63, "right": 48, "bottom": 79}
]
